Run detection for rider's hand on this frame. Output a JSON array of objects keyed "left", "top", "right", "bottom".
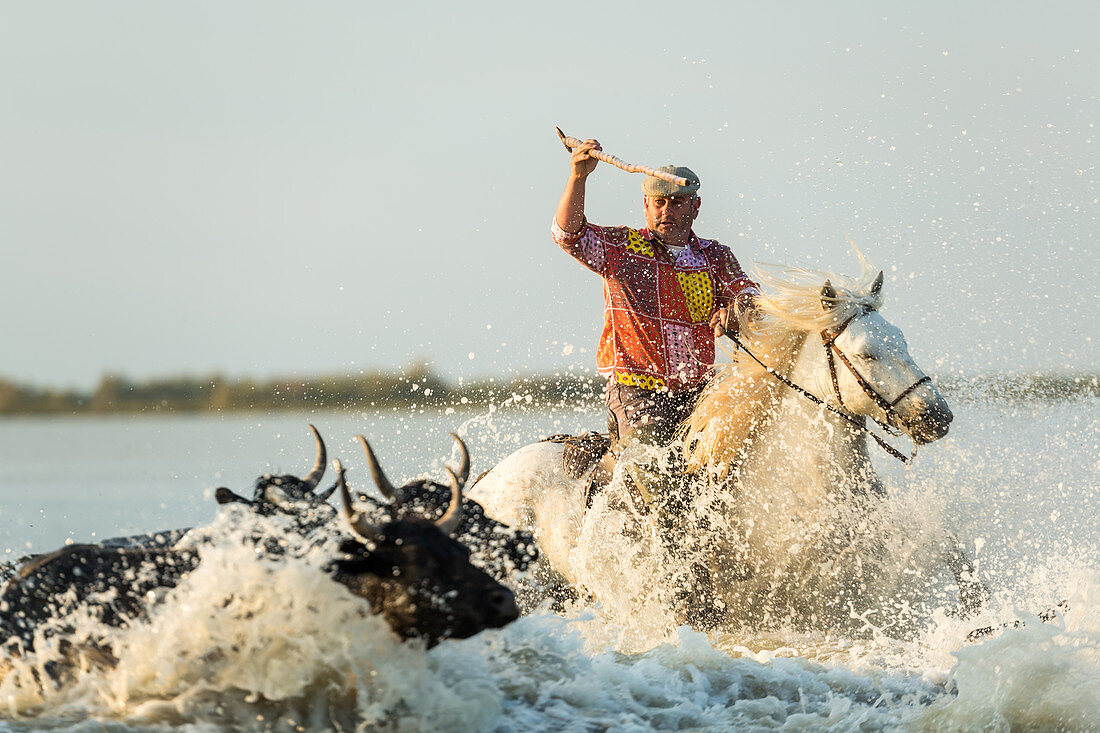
[
  {"left": 570, "top": 139, "right": 601, "bottom": 179},
  {"left": 710, "top": 308, "right": 730, "bottom": 339}
]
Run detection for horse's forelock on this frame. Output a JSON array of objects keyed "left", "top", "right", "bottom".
[{"left": 756, "top": 261, "right": 884, "bottom": 332}]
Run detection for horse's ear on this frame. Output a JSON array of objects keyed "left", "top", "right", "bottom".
[
  {"left": 820, "top": 280, "right": 838, "bottom": 310},
  {"left": 871, "top": 271, "right": 884, "bottom": 297}
]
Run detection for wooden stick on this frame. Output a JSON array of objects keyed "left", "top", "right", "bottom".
[{"left": 555, "top": 127, "right": 692, "bottom": 187}]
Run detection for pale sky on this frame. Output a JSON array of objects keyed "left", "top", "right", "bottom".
[{"left": 1, "top": 1, "right": 1096, "bottom": 391}]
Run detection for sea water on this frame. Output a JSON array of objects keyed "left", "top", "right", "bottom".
[{"left": 0, "top": 393, "right": 1096, "bottom": 731}]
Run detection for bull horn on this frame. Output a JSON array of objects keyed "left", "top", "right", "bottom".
[
  {"left": 448, "top": 432, "right": 470, "bottom": 489},
  {"left": 357, "top": 435, "right": 402, "bottom": 504},
  {"left": 315, "top": 480, "right": 338, "bottom": 502},
  {"left": 435, "top": 467, "right": 464, "bottom": 536},
  {"left": 335, "top": 459, "right": 384, "bottom": 543},
  {"left": 302, "top": 425, "right": 327, "bottom": 489}
]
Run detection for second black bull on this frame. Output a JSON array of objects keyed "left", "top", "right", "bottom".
[
  {"left": 213, "top": 429, "right": 539, "bottom": 583},
  {"left": 1, "top": 429, "right": 524, "bottom": 656}
]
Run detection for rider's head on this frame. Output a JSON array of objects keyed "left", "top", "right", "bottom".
[{"left": 642, "top": 166, "right": 701, "bottom": 247}]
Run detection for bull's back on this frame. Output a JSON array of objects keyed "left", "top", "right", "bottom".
[{"left": 0, "top": 545, "right": 200, "bottom": 642}]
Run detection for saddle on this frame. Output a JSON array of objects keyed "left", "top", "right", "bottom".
[{"left": 540, "top": 432, "right": 618, "bottom": 508}]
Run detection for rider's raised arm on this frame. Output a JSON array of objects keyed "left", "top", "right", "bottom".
[
  {"left": 554, "top": 139, "right": 601, "bottom": 236},
  {"left": 552, "top": 138, "right": 625, "bottom": 276}
]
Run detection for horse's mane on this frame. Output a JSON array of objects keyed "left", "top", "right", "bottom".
[{"left": 682, "top": 256, "right": 884, "bottom": 476}]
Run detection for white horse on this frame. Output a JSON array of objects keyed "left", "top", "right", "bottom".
[{"left": 471, "top": 262, "right": 981, "bottom": 638}]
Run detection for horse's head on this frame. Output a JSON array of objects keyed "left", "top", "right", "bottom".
[
  {"left": 684, "top": 262, "right": 954, "bottom": 477},
  {"left": 820, "top": 273, "right": 953, "bottom": 445}
]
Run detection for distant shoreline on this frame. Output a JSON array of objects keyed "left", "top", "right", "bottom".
[
  {"left": 0, "top": 367, "right": 604, "bottom": 418},
  {"left": 0, "top": 368, "right": 1095, "bottom": 418}
]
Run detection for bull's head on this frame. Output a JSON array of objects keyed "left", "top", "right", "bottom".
[
  {"left": 354, "top": 434, "right": 538, "bottom": 579},
  {"left": 329, "top": 458, "right": 518, "bottom": 646},
  {"left": 213, "top": 425, "right": 339, "bottom": 530}
]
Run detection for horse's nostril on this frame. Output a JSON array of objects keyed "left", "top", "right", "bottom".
[
  {"left": 911, "top": 409, "right": 952, "bottom": 444},
  {"left": 930, "top": 406, "right": 953, "bottom": 431}
]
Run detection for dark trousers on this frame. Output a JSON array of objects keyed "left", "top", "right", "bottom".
[
  {"left": 605, "top": 380, "right": 705, "bottom": 449},
  {"left": 604, "top": 379, "right": 723, "bottom": 627}
]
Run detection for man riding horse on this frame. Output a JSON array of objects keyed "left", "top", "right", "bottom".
[
  {"left": 469, "top": 134, "right": 991, "bottom": 633},
  {"left": 553, "top": 138, "right": 760, "bottom": 503}
]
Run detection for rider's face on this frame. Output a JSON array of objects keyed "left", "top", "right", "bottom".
[{"left": 643, "top": 194, "right": 700, "bottom": 246}]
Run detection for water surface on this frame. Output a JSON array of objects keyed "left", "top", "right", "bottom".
[{"left": 0, "top": 395, "right": 1096, "bottom": 731}]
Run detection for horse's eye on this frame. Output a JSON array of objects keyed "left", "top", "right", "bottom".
[{"left": 857, "top": 352, "right": 878, "bottom": 361}]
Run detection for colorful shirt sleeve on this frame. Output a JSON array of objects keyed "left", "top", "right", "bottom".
[
  {"left": 551, "top": 219, "right": 618, "bottom": 276},
  {"left": 712, "top": 245, "right": 760, "bottom": 313}
]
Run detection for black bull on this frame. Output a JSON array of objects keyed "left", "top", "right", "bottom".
[
  {"left": 347, "top": 433, "right": 539, "bottom": 580},
  {"left": 0, "top": 429, "right": 520, "bottom": 657},
  {"left": 211, "top": 430, "right": 539, "bottom": 582}
]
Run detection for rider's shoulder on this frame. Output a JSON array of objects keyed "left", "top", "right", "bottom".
[
  {"left": 694, "top": 235, "right": 733, "bottom": 255},
  {"left": 590, "top": 224, "right": 641, "bottom": 245}
]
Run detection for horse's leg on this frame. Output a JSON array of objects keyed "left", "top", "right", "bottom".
[
  {"left": 943, "top": 532, "right": 990, "bottom": 618},
  {"left": 680, "top": 561, "right": 725, "bottom": 630},
  {"left": 650, "top": 467, "right": 728, "bottom": 630}
]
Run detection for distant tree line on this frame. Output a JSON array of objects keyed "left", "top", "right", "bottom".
[
  {"left": 931, "top": 372, "right": 1099, "bottom": 403},
  {"left": 0, "top": 364, "right": 604, "bottom": 416},
  {"left": 0, "top": 367, "right": 1095, "bottom": 417}
]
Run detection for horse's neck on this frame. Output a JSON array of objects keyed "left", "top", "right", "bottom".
[{"left": 740, "top": 335, "right": 879, "bottom": 496}]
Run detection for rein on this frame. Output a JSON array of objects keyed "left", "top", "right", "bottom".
[{"left": 721, "top": 314, "right": 925, "bottom": 464}]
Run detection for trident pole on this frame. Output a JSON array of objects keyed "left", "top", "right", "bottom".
[{"left": 554, "top": 127, "right": 693, "bottom": 187}]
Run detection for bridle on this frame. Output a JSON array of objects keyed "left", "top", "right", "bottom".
[
  {"left": 722, "top": 307, "right": 931, "bottom": 464},
  {"left": 821, "top": 307, "right": 932, "bottom": 436}
]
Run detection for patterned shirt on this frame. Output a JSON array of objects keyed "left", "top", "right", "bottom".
[{"left": 553, "top": 219, "right": 759, "bottom": 392}]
